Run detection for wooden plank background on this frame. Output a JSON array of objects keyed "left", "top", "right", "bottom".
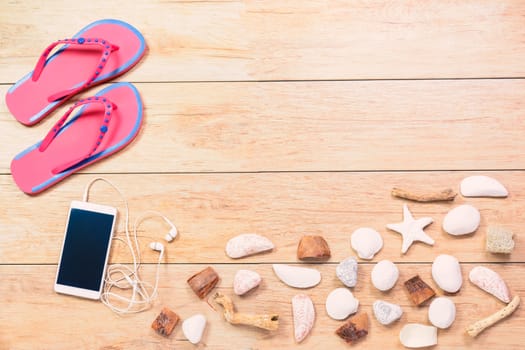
[{"left": 0, "top": 1, "right": 524, "bottom": 349}]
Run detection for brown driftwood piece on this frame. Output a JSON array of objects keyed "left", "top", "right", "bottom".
[
  {"left": 151, "top": 307, "right": 180, "bottom": 337},
  {"left": 213, "top": 292, "right": 279, "bottom": 331},
  {"left": 187, "top": 266, "right": 219, "bottom": 299},
  {"left": 335, "top": 313, "right": 369, "bottom": 344},
  {"left": 466, "top": 295, "right": 520, "bottom": 337},
  {"left": 391, "top": 187, "right": 457, "bottom": 202},
  {"left": 404, "top": 275, "right": 436, "bottom": 306}
]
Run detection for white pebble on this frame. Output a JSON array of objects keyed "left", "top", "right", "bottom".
[
  {"left": 233, "top": 269, "right": 261, "bottom": 296},
  {"left": 432, "top": 254, "right": 463, "bottom": 293},
  {"left": 428, "top": 297, "right": 456, "bottom": 329},
  {"left": 442, "top": 204, "right": 480, "bottom": 236},
  {"left": 350, "top": 227, "right": 383, "bottom": 260},
  {"left": 325, "top": 288, "right": 359, "bottom": 320},
  {"left": 371, "top": 260, "right": 399, "bottom": 291}
]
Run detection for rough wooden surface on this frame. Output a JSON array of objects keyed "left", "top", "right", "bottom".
[{"left": 0, "top": 1, "right": 524, "bottom": 349}]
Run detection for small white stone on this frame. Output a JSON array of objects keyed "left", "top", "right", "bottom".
[
  {"left": 372, "top": 300, "right": 403, "bottom": 325},
  {"left": 400, "top": 324, "right": 438, "bottom": 348},
  {"left": 469, "top": 266, "right": 511, "bottom": 303},
  {"left": 371, "top": 260, "right": 399, "bottom": 292},
  {"left": 428, "top": 297, "right": 456, "bottom": 329},
  {"left": 432, "top": 254, "right": 463, "bottom": 293},
  {"left": 336, "top": 257, "right": 358, "bottom": 287},
  {"left": 272, "top": 264, "right": 321, "bottom": 289},
  {"left": 460, "top": 175, "right": 508, "bottom": 198},
  {"left": 182, "top": 314, "right": 206, "bottom": 345},
  {"left": 350, "top": 227, "right": 383, "bottom": 260},
  {"left": 233, "top": 269, "right": 261, "bottom": 296},
  {"left": 325, "top": 288, "right": 359, "bottom": 320},
  {"left": 225, "top": 233, "right": 274, "bottom": 259},
  {"left": 442, "top": 204, "right": 480, "bottom": 236},
  {"left": 292, "top": 294, "right": 315, "bottom": 343}
]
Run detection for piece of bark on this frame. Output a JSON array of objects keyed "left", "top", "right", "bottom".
[
  {"left": 466, "top": 295, "right": 520, "bottom": 337},
  {"left": 404, "top": 275, "right": 436, "bottom": 306},
  {"left": 151, "top": 307, "right": 180, "bottom": 337},
  {"left": 391, "top": 187, "right": 457, "bottom": 202},
  {"left": 335, "top": 313, "right": 369, "bottom": 344},
  {"left": 213, "top": 292, "right": 279, "bottom": 331},
  {"left": 187, "top": 266, "right": 219, "bottom": 299},
  {"left": 297, "top": 235, "right": 331, "bottom": 260}
]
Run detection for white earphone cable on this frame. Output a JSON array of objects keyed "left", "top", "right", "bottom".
[{"left": 82, "top": 177, "right": 166, "bottom": 315}]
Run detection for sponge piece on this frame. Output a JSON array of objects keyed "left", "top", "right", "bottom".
[{"left": 486, "top": 226, "right": 515, "bottom": 254}]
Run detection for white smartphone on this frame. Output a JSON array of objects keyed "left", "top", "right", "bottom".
[{"left": 54, "top": 200, "right": 117, "bottom": 300}]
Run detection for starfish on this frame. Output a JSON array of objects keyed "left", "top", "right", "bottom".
[{"left": 387, "top": 204, "right": 434, "bottom": 254}]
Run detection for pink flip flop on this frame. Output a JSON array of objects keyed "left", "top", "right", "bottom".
[
  {"left": 6, "top": 19, "right": 145, "bottom": 125},
  {"left": 11, "top": 82, "right": 143, "bottom": 194}
]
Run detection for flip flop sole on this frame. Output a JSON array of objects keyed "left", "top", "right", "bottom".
[
  {"left": 11, "top": 82, "right": 143, "bottom": 194},
  {"left": 6, "top": 19, "right": 145, "bottom": 125}
]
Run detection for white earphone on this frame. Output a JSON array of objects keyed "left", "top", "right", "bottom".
[{"left": 82, "top": 177, "right": 178, "bottom": 315}]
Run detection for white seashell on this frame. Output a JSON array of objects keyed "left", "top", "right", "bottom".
[
  {"left": 428, "top": 297, "right": 456, "bottom": 329},
  {"left": 336, "top": 257, "right": 358, "bottom": 287},
  {"left": 182, "top": 314, "right": 206, "bottom": 344},
  {"left": 400, "top": 324, "right": 438, "bottom": 348},
  {"left": 350, "top": 228, "right": 383, "bottom": 260},
  {"left": 272, "top": 264, "right": 321, "bottom": 289},
  {"left": 233, "top": 269, "right": 261, "bottom": 296},
  {"left": 372, "top": 300, "right": 403, "bottom": 325},
  {"left": 292, "top": 294, "right": 315, "bottom": 343},
  {"left": 460, "top": 175, "right": 508, "bottom": 198},
  {"left": 325, "top": 288, "right": 359, "bottom": 320},
  {"left": 469, "top": 266, "right": 511, "bottom": 303},
  {"left": 371, "top": 260, "right": 399, "bottom": 292},
  {"left": 225, "top": 233, "right": 274, "bottom": 259},
  {"left": 442, "top": 204, "right": 480, "bottom": 236},
  {"left": 431, "top": 254, "right": 463, "bottom": 293}
]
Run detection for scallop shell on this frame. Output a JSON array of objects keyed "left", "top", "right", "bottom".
[
  {"left": 469, "top": 266, "right": 511, "bottom": 303},
  {"left": 325, "top": 288, "right": 359, "bottom": 320},
  {"left": 292, "top": 294, "right": 315, "bottom": 343},
  {"left": 225, "top": 233, "right": 274, "bottom": 259},
  {"left": 350, "top": 228, "right": 383, "bottom": 260}
]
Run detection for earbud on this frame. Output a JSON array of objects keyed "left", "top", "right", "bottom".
[
  {"left": 165, "top": 226, "right": 178, "bottom": 242},
  {"left": 149, "top": 242, "right": 164, "bottom": 252}
]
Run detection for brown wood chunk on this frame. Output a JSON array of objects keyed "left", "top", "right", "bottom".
[
  {"left": 404, "top": 275, "right": 436, "bottom": 306},
  {"left": 187, "top": 266, "right": 219, "bottom": 299},
  {"left": 151, "top": 307, "right": 180, "bottom": 337},
  {"left": 297, "top": 235, "right": 331, "bottom": 260},
  {"left": 391, "top": 187, "right": 457, "bottom": 202},
  {"left": 336, "top": 313, "right": 369, "bottom": 345}
]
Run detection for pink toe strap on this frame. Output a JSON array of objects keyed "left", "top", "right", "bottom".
[
  {"left": 38, "top": 97, "right": 118, "bottom": 174},
  {"left": 31, "top": 37, "right": 119, "bottom": 102}
]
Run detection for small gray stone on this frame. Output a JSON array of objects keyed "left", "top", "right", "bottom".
[
  {"left": 336, "top": 257, "right": 358, "bottom": 287},
  {"left": 373, "top": 300, "right": 403, "bottom": 325}
]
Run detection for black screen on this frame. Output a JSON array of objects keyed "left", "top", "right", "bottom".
[{"left": 56, "top": 208, "right": 115, "bottom": 291}]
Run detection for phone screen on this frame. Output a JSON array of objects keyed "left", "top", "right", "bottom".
[{"left": 56, "top": 208, "right": 115, "bottom": 291}]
